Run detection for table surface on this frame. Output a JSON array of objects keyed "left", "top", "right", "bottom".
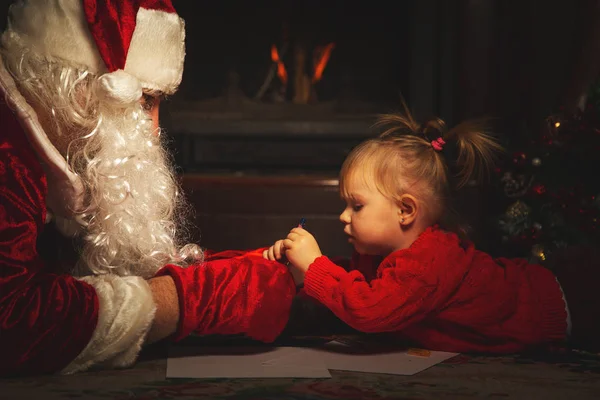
[{"left": 3, "top": 338, "right": 600, "bottom": 400}]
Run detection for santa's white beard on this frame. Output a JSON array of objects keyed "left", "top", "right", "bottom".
[
  {"left": 0, "top": 42, "right": 202, "bottom": 278},
  {"left": 72, "top": 106, "right": 201, "bottom": 279}
]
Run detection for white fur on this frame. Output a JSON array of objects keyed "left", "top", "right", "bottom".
[
  {"left": 2, "top": 0, "right": 106, "bottom": 74},
  {"left": 124, "top": 8, "right": 185, "bottom": 95},
  {"left": 61, "top": 275, "right": 156, "bottom": 374},
  {"left": 97, "top": 69, "right": 143, "bottom": 106},
  {"left": 2, "top": 34, "right": 203, "bottom": 279},
  {"left": 556, "top": 278, "right": 572, "bottom": 337},
  {"left": 1, "top": 0, "right": 184, "bottom": 94}
]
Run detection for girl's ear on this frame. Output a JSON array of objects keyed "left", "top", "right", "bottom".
[{"left": 397, "top": 194, "right": 418, "bottom": 226}]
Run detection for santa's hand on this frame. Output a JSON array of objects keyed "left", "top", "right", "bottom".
[
  {"left": 263, "top": 240, "right": 286, "bottom": 261},
  {"left": 282, "top": 227, "right": 322, "bottom": 285}
]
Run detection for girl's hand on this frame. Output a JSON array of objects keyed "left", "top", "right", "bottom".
[
  {"left": 283, "top": 227, "right": 322, "bottom": 285},
  {"left": 263, "top": 240, "right": 286, "bottom": 261}
]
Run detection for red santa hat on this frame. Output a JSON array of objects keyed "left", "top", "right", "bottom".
[{"left": 3, "top": 0, "right": 185, "bottom": 102}]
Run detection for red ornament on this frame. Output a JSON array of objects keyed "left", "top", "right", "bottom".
[{"left": 532, "top": 184, "right": 546, "bottom": 195}]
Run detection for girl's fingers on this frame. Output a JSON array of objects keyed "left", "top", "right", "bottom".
[
  {"left": 282, "top": 238, "right": 294, "bottom": 249},
  {"left": 274, "top": 241, "right": 284, "bottom": 259},
  {"left": 267, "top": 246, "right": 276, "bottom": 261},
  {"left": 286, "top": 232, "right": 301, "bottom": 241}
]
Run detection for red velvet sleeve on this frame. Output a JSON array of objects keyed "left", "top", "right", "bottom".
[
  {"left": 155, "top": 249, "right": 296, "bottom": 342},
  {"left": 0, "top": 105, "right": 99, "bottom": 376}
]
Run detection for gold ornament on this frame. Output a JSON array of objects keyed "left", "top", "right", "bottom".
[
  {"left": 506, "top": 201, "right": 531, "bottom": 220},
  {"left": 531, "top": 244, "right": 546, "bottom": 261}
]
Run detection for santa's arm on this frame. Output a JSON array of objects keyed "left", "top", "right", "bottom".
[
  {"left": 146, "top": 275, "right": 179, "bottom": 343},
  {"left": 1, "top": 124, "right": 294, "bottom": 376},
  {"left": 155, "top": 254, "right": 296, "bottom": 343},
  {"left": 0, "top": 266, "right": 98, "bottom": 376},
  {"left": 0, "top": 130, "right": 159, "bottom": 376},
  {"left": 0, "top": 224, "right": 159, "bottom": 377},
  {"left": 59, "top": 275, "right": 157, "bottom": 374},
  {"left": 0, "top": 264, "right": 160, "bottom": 377}
]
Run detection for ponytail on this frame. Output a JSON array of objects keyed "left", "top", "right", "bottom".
[
  {"left": 362, "top": 103, "right": 503, "bottom": 226},
  {"left": 445, "top": 119, "right": 503, "bottom": 189}
]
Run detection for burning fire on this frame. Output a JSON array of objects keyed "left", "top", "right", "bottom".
[
  {"left": 271, "top": 44, "right": 288, "bottom": 85},
  {"left": 312, "top": 43, "right": 335, "bottom": 83},
  {"left": 270, "top": 42, "right": 335, "bottom": 85}
]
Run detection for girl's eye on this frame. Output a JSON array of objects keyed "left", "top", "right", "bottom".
[{"left": 353, "top": 204, "right": 363, "bottom": 212}]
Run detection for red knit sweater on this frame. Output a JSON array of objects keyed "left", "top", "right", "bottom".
[{"left": 303, "top": 226, "right": 568, "bottom": 353}]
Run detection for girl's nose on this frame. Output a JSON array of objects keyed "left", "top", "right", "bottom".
[{"left": 339, "top": 208, "right": 351, "bottom": 224}]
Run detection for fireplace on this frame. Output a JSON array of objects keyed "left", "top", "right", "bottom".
[
  {"left": 165, "top": 1, "right": 455, "bottom": 174},
  {"left": 172, "top": 2, "right": 411, "bottom": 109}
]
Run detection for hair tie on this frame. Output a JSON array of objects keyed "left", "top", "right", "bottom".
[{"left": 431, "top": 137, "right": 446, "bottom": 151}]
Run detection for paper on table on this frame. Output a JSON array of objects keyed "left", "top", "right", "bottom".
[
  {"left": 303, "top": 340, "right": 458, "bottom": 376},
  {"left": 167, "top": 345, "right": 331, "bottom": 379}
]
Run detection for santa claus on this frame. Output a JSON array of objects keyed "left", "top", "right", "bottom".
[{"left": 0, "top": 0, "right": 295, "bottom": 376}]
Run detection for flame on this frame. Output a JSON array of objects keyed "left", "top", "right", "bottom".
[
  {"left": 312, "top": 43, "right": 335, "bottom": 83},
  {"left": 271, "top": 44, "right": 288, "bottom": 85}
]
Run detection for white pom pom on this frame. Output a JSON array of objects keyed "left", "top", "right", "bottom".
[{"left": 96, "top": 70, "right": 142, "bottom": 106}]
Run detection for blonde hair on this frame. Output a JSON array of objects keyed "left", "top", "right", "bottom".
[
  {"left": 1, "top": 38, "right": 202, "bottom": 278},
  {"left": 340, "top": 104, "right": 502, "bottom": 226}
]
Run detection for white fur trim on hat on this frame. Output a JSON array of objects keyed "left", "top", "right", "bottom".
[
  {"left": 124, "top": 8, "right": 185, "bottom": 95},
  {"left": 2, "top": 0, "right": 107, "bottom": 75},
  {"left": 2, "top": 0, "right": 185, "bottom": 94}
]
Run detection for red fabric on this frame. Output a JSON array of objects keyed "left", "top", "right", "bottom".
[
  {"left": 549, "top": 246, "right": 600, "bottom": 351},
  {"left": 83, "top": 0, "right": 177, "bottom": 72},
  {"left": 0, "top": 100, "right": 99, "bottom": 376},
  {"left": 303, "top": 226, "right": 569, "bottom": 353},
  {"left": 156, "top": 249, "right": 296, "bottom": 343}
]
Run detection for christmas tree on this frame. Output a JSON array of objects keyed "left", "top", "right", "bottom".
[{"left": 488, "top": 82, "right": 600, "bottom": 266}]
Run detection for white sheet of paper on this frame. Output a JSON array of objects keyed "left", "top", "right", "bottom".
[
  {"left": 303, "top": 340, "right": 458, "bottom": 376},
  {"left": 167, "top": 345, "right": 332, "bottom": 379}
]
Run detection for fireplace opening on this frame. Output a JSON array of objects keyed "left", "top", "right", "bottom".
[
  {"left": 170, "top": 1, "right": 413, "bottom": 119},
  {"left": 165, "top": 1, "right": 430, "bottom": 175}
]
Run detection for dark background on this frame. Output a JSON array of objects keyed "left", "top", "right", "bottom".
[
  {"left": 170, "top": 1, "right": 410, "bottom": 105},
  {"left": 165, "top": 0, "right": 600, "bottom": 127},
  {"left": 2, "top": 0, "right": 598, "bottom": 160}
]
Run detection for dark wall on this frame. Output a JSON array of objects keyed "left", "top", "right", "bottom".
[
  {"left": 0, "top": 4, "right": 7, "bottom": 32},
  {"left": 2, "top": 1, "right": 597, "bottom": 132},
  {"left": 171, "top": 1, "right": 411, "bottom": 105},
  {"left": 457, "top": 0, "right": 600, "bottom": 133}
]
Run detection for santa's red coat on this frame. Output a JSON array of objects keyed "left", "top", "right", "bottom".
[{"left": 0, "top": 98, "right": 295, "bottom": 376}]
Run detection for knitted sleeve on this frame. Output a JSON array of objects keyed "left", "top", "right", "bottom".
[{"left": 302, "top": 255, "right": 447, "bottom": 333}]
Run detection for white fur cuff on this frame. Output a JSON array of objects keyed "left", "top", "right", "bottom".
[{"left": 61, "top": 275, "right": 156, "bottom": 374}]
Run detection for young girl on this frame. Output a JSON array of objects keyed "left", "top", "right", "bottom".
[{"left": 264, "top": 108, "right": 597, "bottom": 354}]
